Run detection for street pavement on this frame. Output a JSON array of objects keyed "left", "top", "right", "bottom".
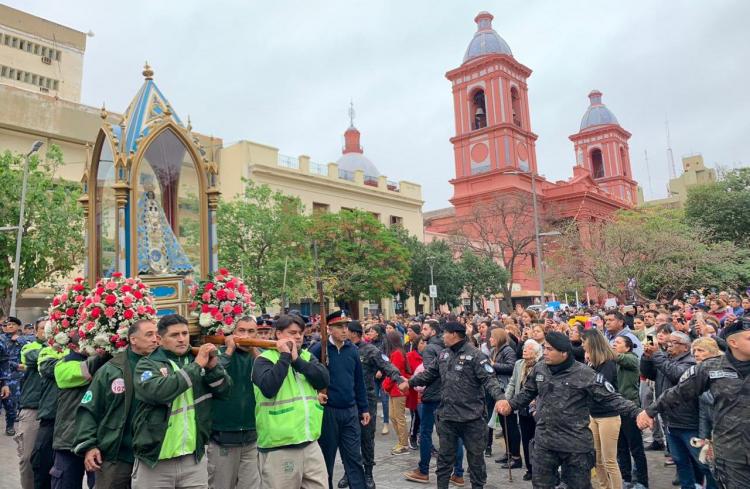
[{"left": 0, "top": 414, "right": 678, "bottom": 488}]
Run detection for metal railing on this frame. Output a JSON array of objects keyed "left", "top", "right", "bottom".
[
  {"left": 277, "top": 154, "right": 300, "bottom": 170},
  {"left": 309, "top": 161, "right": 328, "bottom": 176}
]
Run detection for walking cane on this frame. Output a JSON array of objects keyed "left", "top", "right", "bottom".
[{"left": 501, "top": 413, "right": 513, "bottom": 482}]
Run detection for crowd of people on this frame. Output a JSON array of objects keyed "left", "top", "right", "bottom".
[{"left": 0, "top": 289, "right": 748, "bottom": 489}]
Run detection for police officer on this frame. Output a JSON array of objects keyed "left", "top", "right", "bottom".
[
  {"left": 132, "top": 314, "right": 232, "bottom": 488},
  {"left": 343, "top": 320, "right": 405, "bottom": 489},
  {"left": 497, "top": 332, "right": 642, "bottom": 489},
  {"left": 72, "top": 319, "right": 159, "bottom": 489},
  {"left": 637, "top": 318, "right": 750, "bottom": 488},
  {"left": 309, "top": 311, "right": 370, "bottom": 489},
  {"left": 3, "top": 316, "right": 30, "bottom": 435},
  {"left": 402, "top": 321, "right": 505, "bottom": 489}
]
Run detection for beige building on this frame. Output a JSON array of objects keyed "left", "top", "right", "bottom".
[
  {"left": 0, "top": 3, "right": 86, "bottom": 102},
  {"left": 640, "top": 154, "right": 716, "bottom": 208}
]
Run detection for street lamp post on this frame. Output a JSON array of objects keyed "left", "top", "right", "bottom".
[
  {"left": 9, "top": 141, "right": 44, "bottom": 317},
  {"left": 426, "top": 255, "right": 436, "bottom": 315}
]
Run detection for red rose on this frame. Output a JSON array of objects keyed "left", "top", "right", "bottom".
[
  {"left": 73, "top": 284, "right": 85, "bottom": 292},
  {"left": 104, "top": 307, "right": 116, "bottom": 318},
  {"left": 137, "top": 306, "right": 146, "bottom": 315},
  {"left": 105, "top": 294, "right": 117, "bottom": 306},
  {"left": 52, "top": 297, "right": 60, "bottom": 306},
  {"left": 90, "top": 308, "right": 101, "bottom": 319},
  {"left": 61, "top": 319, "right": 69, "bottom": 327},
  {"left": 214, "top": 312, "right": 224, "bottom": 322},
  {"left": 146, "top": 306, "right": 155, "bottom": 315},
  {"left": 112, "top": 272, "right": 123, "bottom": 278},
  {"left": 238, "top": 284, "right": 247, "bottom": 294},
  {"left": 233, "top": 305, "right": 243, "bottom": 315},
  {"left": 216, "top": 289, "right": 227, "bottom": 301},
  {"left": 115, "top": 339, "right": 127, "bottom": 348},
  {"left": 122, "top": 296, "right": 134, "bottom": 308},
  {"left": 132, "top": 290, "right": 143, "bottom": 299},
  {"left": 219, "top": 268, "right": 229, "bottom": 275},
  {"left": 75, "top": 295, "right": 84, "bottom": 302},
  {"left": 86, "top": 322, "right": 95, "bottom": 331},
  {"left": 223, "top": 316, "right": 233, "bottom": 325},
  {"left": 201, "top": 304, "right": 210, "bottom": 313},
  {"left": 96, "top": 287, "right": 105, "bottom": 295},
  {"left": 225, "top": 281, "right": 236, "bottom": 290},
  {"left": 121, "top": 285, "right": 131, "bottom": 293},
  {"left": 66, "top": 308, "right": 75, "bottom": 317},
  {"left": 123, "top": 309, "right": 134, "bottom": 320},
  {"left": 204, "top": 282, "right": 215, "bottom": 291}
]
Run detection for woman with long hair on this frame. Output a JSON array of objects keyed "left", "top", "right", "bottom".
[
  {"left": 583, "top": 329, "right": 622, "bottom": 489},
  {"left": 489, "top": 328, "right": 522, "bottom": 466},
  {"left": 505, "top": 339, "right": 543, "bottom": 481},
  {"left": 368, "top": 324, "right": 391, "bottom": 435},
  {"left": 383, "top": 331, "right": 411, "bottom": 454},
  {"left": 691, "top": 338, "right": 721, "bottom": 489}
]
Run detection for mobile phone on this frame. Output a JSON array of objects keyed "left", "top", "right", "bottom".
[
  {"left": 546, "top": 311, "right": 554, "bottom": 320},
  {"left": 646, "top": 334, "right": 655, "bottom": 346}
]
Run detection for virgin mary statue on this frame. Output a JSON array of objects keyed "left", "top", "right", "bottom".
[{"left": 135, "top": 175, "right": 193, "bottom": 275}]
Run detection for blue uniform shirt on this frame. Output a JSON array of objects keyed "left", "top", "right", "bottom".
[{"left": 309, "top": 338, "right": 369, "bottom": 415}]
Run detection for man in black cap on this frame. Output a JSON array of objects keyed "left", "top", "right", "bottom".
[
  {"left": 310, "top": 311, "right": 370, "bottom": 489},
  {"left": 637, "top": 318, "right": 750, "bottom": 488},
  {"left": 340, "top": 320, "right": 405, "bottom": 489},
  {"left": 401, "top": 321, "right": 504, "bottom": 489},
  {"left": 498, "top": 331, "right": 641, "bottom": 489},
  {"left": 256, "top": 318, "right": 273, "bottom": 342}
]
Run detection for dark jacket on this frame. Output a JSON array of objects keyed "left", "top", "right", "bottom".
[
  {"left": 37, "top": 346, "right": 64, "bottom": 421},
  {"left": 309, "top": 339, "right": 368, "bottom": 415},
  {"left": 641, "top": 351, "right": 698, "bottom": 430},
  {"left": 73, "top": 350, "right": 137, "bottom": 462},
  {"left": 353, "top": 340, "right": 404, "bottom": 402},
  {"left": 590, "top": 360, "right": 619, "bottom": 418},
  {"left": 19, "top": 341, "right": 45, "bottom": 409},
  {"left": 509, "top": 359, "right": 640, "bottom": 453},
  {"left": 490, "top": 343, "right": 517, "bottom": 390},
  {"left": 647, "top": 353, "right": 748, "bottom": 464},
  {"left": 420, "top": 335, "right": 444, "bottom": 403},
  {"left": 409, "top": 340, "right": 503, "bottom": 422},
  {"left": 211, "top": 347, "right": 257, "bottom": 446},
  {"left": 133, "top": 347, "right": 232, "bottom": 467}
]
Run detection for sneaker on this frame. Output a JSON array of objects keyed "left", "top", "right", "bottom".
[
  {"left": 5, "top": 427, "right": 15, "bottom": 436},
  {"left": 449, "top": 475, "right": 465, "bottom": 487},
  {"left": 647, "top": 441, "right": 664, "bottom": 451},
  {"left": 523, "top": 471, "right": 532, "bottom": 481},
  {"left": 501, "top": 457, "right": 522, "bottom": 469},
  {"left": 484, "top": 447, "right": 492, "bottom": 458},
  {"left": 409, "top": 436, "right": 419, "bottom": 450},
  {"left": 337, "top": 474, "right": 349, "bottom": 488},
  {"left": 381, "top": 423, "right": 389, "bottom": 435},
  {"left": 392, "top": 446, "right": 409, "bottom": 455},
  {"left": 404, "top": 470, "right": 429, "bottom": 483},
  {"left": 664, "top": 457, "right": 675, "bottom": 466}
]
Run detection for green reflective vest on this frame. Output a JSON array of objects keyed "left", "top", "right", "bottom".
[
  {"left": 254, "top": 349, "right": 323, "bottom": 449},
  {"left": 158, "top": 359, "right": 197, "bottom": 460}
]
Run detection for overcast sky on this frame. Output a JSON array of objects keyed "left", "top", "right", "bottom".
[{"left": 11, "top": 0, "right": 749, "bottom": 210}]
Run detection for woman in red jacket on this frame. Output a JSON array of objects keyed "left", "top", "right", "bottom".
[{"left": 382, "top": 331, "right": 411, "bottom": 455}]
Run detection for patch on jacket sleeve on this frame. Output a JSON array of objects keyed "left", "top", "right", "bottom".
[
  {"left": 81, "top": 390, "right": 93, "bottom": 404},
  {"left": 595, "top": 373, "right": 616, "bottom": 393},
  {"left": 708, "top": 370, "right": 738, "bottom": 380},
  {"left": 140, "top": 370, "right": 153, "bottom": 382},
  {"left": 679, "top": 366, "right": 696, "bottom": 383}
]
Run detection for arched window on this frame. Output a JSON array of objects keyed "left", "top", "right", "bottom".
[
  {"left": 591, "top": 148, "right": 605, "bottom": 179},
  {"left": 471, "top": 89, "right": 487, "bottom": 130},
  {"left": 620, "top": 147, "right": 629, "bottom": 177},
  {"left": 510, "top": 86, "right": 522, "bottom": 127}
]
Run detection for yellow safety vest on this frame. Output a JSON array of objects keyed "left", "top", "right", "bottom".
[{"left": 158, "top": 358, "right": 197, "bottom": 460}]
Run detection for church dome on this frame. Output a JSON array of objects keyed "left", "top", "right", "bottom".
[
  {"left": 335, "top": 104, "right": 380, "bottom": 177},
  {"left": 580, "top": 90, "right": 619, "bottom": 131},
  {"left": 463, "top": 12, "right": 513, "bottom": 63}
]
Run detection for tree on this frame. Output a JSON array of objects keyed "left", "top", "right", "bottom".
[
  {"left": 217, "top": 182, "right": 311, "bottom": 313},
  {"left": 545, "top": 208, "right": 750, "bottom": 302},
  {"left": 454, "top": 192, "right": 554, "bottom": 312},
  {"left": 685, "top": 168, "right": 750, "bottom": 246},
  {"left": 397, "top": 229, "right": 464, "bottom": 311},
  {"left": 310, "top": 210, "right": 411, "bottom": 313},
  {"left": 0, "top": 146, "right": 85, "bottom": 315},
  {"left": 459, "top": 250, "right": 509, "bottom": 312}
]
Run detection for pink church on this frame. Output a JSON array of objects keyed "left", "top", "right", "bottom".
[{"left": 425, "top": 12, "right": 638, "bottom": 306}]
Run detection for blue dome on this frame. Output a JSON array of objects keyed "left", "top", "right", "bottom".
[
  {"left": 580, "top": 90, "right": 619, "bottom": 131},
  {"left": 463, "top": 12, "right": 512, "bottom": 63}
]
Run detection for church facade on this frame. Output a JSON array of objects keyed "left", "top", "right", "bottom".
[{"left": 425, "top": 12, "right": 638, "bottom": 307}]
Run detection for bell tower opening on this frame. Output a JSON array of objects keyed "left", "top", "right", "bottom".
[
  {"left": 591, "top": 148, "right": 605, "bottom": 179},
  {"left": 620, "top": 147, "right": 629, "bottom": 177},
  {"left": 510, "top": 86, "right": 522, "bottom": 127},
  {"left": 471, "top": 89, "right": 487, "bottom": 130}
]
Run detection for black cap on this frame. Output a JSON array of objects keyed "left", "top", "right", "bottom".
[
  {"left": 326, "top": 310, "right": 350, "bottom": 326},
  {"left": 443, "top": 321, "right": 465, "bottom": 333},
  {"left": 723, "top": 318, "right": 750, "bottom": 338},
  {"left": 5, "top": 317, "right": 22, "bottom": 327},
  {"left": 545, "top": 331, "right": 572, "bottom": 353},
  {"left": 347, "top": 320, "right": 363, "bottom": 334},
  {"left": 257, "top": 318, "right": 274, "bottom": 330}
]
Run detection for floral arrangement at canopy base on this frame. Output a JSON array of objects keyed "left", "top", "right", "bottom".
[
  {"left": 188, "top": 268, "right": 255, "bottom": 336},
  {"left": 47, "top": 277, "right": 90, "bottom": 352},
  {"left": 76, "top": 273, "right": 156, "bottom": 355}
]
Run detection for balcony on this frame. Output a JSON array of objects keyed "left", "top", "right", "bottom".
[{"left": 277, "top": 154, "right": 299, "bottom": 170}]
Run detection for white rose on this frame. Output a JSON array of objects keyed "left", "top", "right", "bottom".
[
  {"left": 199, "top": 313, "right": 213, "bottom": 327},
  {"left": 54, "top": 332, "right": 69, "bottom": 345}
]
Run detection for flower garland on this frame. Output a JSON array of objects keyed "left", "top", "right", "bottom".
[
  {"left": 76, "top": 273, "right": 156, "bottom": 355},
  {"left": 188, "top": 268, "right": 255, "bottom": 335},
  {"left": 47, "top": 277, "right": 90, "bottom": 351}
]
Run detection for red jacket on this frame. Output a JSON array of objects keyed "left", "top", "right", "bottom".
[
  {"left": 383, "top": 350, "right": 411, "bottom": 398},
  {"left": 406, "top": 350, "right": 423, "bottom": 410}
]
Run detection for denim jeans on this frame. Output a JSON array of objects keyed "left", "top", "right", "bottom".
[
  {"left": 418, "top": 402, "right": 463, "bottom": 477},
  {"left": 666, "top": 427, "right": 716, "bottom": 489},
  {"left": 375, "top": 382, "right": 389, "bottom": 424}
]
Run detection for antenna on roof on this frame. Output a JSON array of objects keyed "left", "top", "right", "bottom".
[
  {"left": 348, "top": 99, "right": 356, "bottom": 128},
  {"left": 665, "top": 117, "right": 676, "bottom": 180}
]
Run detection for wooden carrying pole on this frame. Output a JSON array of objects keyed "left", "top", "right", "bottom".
[{"left": 190, "top": 336, "right": 277, "bottom": 355}]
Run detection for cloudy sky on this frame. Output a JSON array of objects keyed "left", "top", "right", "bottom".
[{"left": 11, "top": 0, "right": 749, "bottom": 210}]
